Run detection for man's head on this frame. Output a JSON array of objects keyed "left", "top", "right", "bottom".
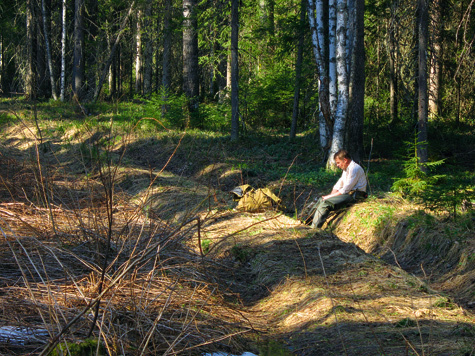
[{"left": 334, "top": 149, "right": 351, "bottom": 170}]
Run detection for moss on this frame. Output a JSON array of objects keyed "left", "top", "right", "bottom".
[{"left": 50, "top": 339, "right": 106, "bottom": 356}]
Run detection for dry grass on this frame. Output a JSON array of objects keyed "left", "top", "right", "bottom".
[
  {"left": 0, "top": 121, "right": 474, "bottom": 356},
  {"left": 0, "top": 126, "right": 256, "bottom": 356}
]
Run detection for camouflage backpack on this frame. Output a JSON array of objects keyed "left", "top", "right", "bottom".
[{"left": 230, "top": 185, "right": 282, "bottom": 212}]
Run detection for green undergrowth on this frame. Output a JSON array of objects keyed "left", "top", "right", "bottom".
[
  {"left": 0, "top": 98, "right": 472, "bottom": 204},
  {"left": 50, "top": 338, "right": 106, "bottom": 356}
]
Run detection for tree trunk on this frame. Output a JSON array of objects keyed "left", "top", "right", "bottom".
[
  {"left": 417, "top": 0, "right": 429, "bottom": 167},
  {"left": 60, "top": 0, "right": 66, "bottom": 101},
  {"left": 346, "top": 0, "right": 355, "bottom": 75},
  {"left": 429, "top": 0, "right": 443, "bottom": 119},
  {"left": 267, "top": 0, "right": 275, "bottom": 37},
  {"left": 72, "top": 0, "right": 85, "bottom": 100},
  {"left": 85, "top": 0, "right": 99, "bottom": 100},
  {"left": 226, "top": 51, "right": 232, "bottom": 93},
  {"left": 388, "top": 3, "right": 399, "bottom": 124},
  {"left": 143, "top": 0, "right": 153, "bottom": 95},
  {"left": 0, "top": 36, "right": 3, "bottom": 93},
  {"left": 290, "top": 0, "right": 306, "bottom": 140},
  {"left": 183, "top": 0, "right": 199, "bottom": 112},
  {"left": 41, "top": 0, "right": 57, "bottom": 100},
  {"left": 328, "top": 0, "right": 349, "bottom": 169},
  {"left": 308, "top": 0, "right": 332, "bottom": 148},
  {"left": 347, "top": 0, "right": 365, "bottom": 163},
  {"left": 162, "top": 0, "right": 172, "bottom": 112},
  {"left": 36, "top": 0, "right": 47, "bottom": 98},
  {"left": 328, "top": 0, "right": 337, "bottom": 117},
  {"left": 26, "top": 0, "right": 37, "bottom": 99},
  {"left": 135, "top": 9, "right": 143, "bottom": 95},
  {"left": 230, "top": 0, "right": 239, "bottom": 141}
]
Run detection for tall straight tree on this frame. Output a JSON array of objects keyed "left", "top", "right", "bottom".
[
  {"left": 162, "top": 0, "right": 172, "bottom": 110},
  {"left": 327, "top": 0, "right": 349, "bottom": 168},
  {"left": 328, "top": 0, "right": 337, "bottom": 120},
  {"left": 26, "top": 0, "right": 37, "bottom": 99},
  {"left": 388, "top": 0, "right": 399, "bottom": 124},
  {"left": 309, "top": 0, "right": 360, "bottom": 168},
  {"left": 135, "top": 9, "right": 143, "bottom": 94},
  {"left": 143, "top": 0, "right": 153, "bottom": 95},
  {"left": 429, "top": 0, "right": 443, "bottom": 118},
  {"left": 40, "top": 0, "right": 57, "bottom": 100},
  {"left": 308, "top": 0, "right": 331, "bottom": 147},
  {"left": 290, "top": 0, "right": 307, "bottom": 140},
  {"left": 230, "top": 0, "right": 239, "bottom": 141},
  {"left": 417, "top": 0, "right": 429, "bottom": 167},
  {"left": 347, "top": 0, "right": 365, "bottom": 162},
  {"left": 85, "top": 0, "right": 98, "bottom": 100},
  {"left": 60, "top": 0, "right": 67, "bottom": 101},
  {"left": 72, "top": 0, "right": 85, "bottom": 100},
  {"left": 183, "top": 0, "right": 199, "bottom": 112}
]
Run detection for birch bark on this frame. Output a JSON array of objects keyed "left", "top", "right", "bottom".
[
  {"left": 329, "top": 0, "right": 337, "bottom": 117},
  {"left": 135, "top": 10, "right": 143, "bottom": 94},
  {"left": 60, "top": 0, "right": 66, "bottom": 101},
  {"left": 308, "top": 0, "right": 332, "bottom": 148},
  {"left": 328, "top": 0, "right": 349, "bottom": 168}
]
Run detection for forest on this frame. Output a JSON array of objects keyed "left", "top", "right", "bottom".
[
  {"left": 0, "top": 0, "right": 473, "bottom": 158},
  {"left": 0, "top": 0, "right": 474, "bottom": 355}
]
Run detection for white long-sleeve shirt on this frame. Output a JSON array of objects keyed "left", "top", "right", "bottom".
[{"left": 333, "top": 160, "right": 367, "bottom": 194}]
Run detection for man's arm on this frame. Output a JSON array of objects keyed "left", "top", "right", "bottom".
[{"left": 322, "top": 189, "right": 341, "bottom": 200}]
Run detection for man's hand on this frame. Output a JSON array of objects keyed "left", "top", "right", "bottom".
[{"left": 322, "top": 189, "right": 341, "bottom": 200}]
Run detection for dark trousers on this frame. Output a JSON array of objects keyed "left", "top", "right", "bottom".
[{"left": 311, "top": 194, "right": 354, "bottom": 228}]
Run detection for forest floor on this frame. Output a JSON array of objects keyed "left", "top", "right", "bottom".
[{"left": 0, "top": 110, "right": 474, "bottom": 355}]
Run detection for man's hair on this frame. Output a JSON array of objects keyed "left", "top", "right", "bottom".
[{"left": 334, "top": 149, "right": 351, "bottom": 161}]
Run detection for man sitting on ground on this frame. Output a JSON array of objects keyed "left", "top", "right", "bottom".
[{"left": 312, "top": 149, "right": 367, "bottom": 229}]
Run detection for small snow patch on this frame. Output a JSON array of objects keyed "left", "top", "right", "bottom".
[{"left": 0, "top": 326, "right": 49, "bottom": 345}]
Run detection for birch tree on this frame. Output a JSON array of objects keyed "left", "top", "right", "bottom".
[
  {"left": 308, "top": 0, "right": 355, "bottom": 168},
  {"left": 307, "top": 0, "right": 331, "bottom": 146},
  {"left": 327, "top": 0, "right": 349, "bottom": 168},
  {"left": 328, "top": 0, "right": 337, "bottom": 120},
  {"left": 135, "top": 9, "right": 143, "bottom": 94},
  {"left": 60, "top": 0, "right": 66, "bottom": 101}
]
